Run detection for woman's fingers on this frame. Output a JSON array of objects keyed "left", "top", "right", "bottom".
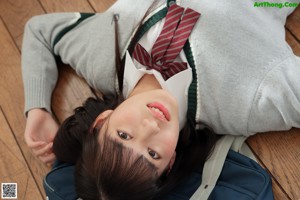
[
  {"left": 24, "top": 109, "right": 59, "bottom": 165},
  {"left": 32, "top": 142, "right": 53, "bottom": 157},
  {"left": 34, "top": 142, "right": 56, "bottom": 165},
  {"left": 27, "top": 140, "right": 47, "bottom": 149},
  {"left": 39, "top": 153, "right": 56, "bottom": 165}
]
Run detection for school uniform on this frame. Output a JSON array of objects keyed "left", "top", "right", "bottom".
[{"left": 22, "top": 0, "right": 300, "bottom": 136}]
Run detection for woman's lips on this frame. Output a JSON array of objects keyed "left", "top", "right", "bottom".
[{"left": 147, "top": 102, "right": 170, "bottom": 121}]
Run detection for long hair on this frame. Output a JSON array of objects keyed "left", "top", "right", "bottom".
[
  {"left": 155, "top": 118, "right": 218, "bottom": 197},
  {"left": 76, "top": 129, "right": 160, "bottom": 200}
]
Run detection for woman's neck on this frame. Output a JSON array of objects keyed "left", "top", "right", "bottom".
[{"left": 128, "top": 74, "right": 162, "bottom": 97}]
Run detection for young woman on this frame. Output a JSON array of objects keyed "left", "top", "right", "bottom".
[{"left": 22, "top": 0, "right": 300, "bottom": 199}]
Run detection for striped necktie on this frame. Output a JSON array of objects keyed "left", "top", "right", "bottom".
[{"left": 133, "top": 3, "right": 200, "bottom": 80}]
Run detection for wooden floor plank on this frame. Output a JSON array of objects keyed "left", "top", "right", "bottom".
[
  {"left": 0, "top": 107, "right": 42, "bottom": 200},
  {"left": 39, "top": 0, "right": 95, "bottom": 13},
  {"left": 0, "top": 17, "right": 50, "bottom": 198},
  {"left": 247, "top": 129, "right": 300, "bottom": 200},
  {"left": 286, "top": 30, "right": 300, "bottom": 56},
  {"left": 272, "top": 181, "right": 290, "bottom": 200},
  {"left": 0, "top": 19, "right": 25, "bottom": 135},
  {"left": 52, "top": 65, "right": 96, "bottom": 122},
  {"left": 88, "top": 0, "right": 116, "bottom": 12},
  {"left": 286, "top": 5, "right": 300, "bottom": 42},
  {"left": 0, "top": 0, "right": 45, "bottom": 50}
]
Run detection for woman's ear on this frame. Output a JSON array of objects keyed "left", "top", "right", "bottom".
[
  {"left": 167, "top": 152, "right": 176, "bottom": 175},
  {"left": 92, "top": 110, "right": 113, "bottom": 128}
]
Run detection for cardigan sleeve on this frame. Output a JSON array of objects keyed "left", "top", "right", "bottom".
[
  {"left": 22, "top": 12, "right": 95, "bottom": 114},
  {"left": 22, "top": 0, "right": 163, "bottom": 115},
  {"left": 248, "top": 54, "right": 300, "bottom": 134}
]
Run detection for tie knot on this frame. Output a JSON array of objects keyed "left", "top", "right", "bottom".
[{"left": 132, "top": 4, "right": 200, "bottom": 80}]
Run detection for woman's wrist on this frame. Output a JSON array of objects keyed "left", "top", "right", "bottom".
[{"left": 26, "top": 108, "right": 49, "bottom": 118}]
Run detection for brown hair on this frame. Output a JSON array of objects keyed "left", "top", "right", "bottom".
[
  {"left": 53, "top": 97, "right": 167, "bottom": 199},
  {"left": 53, "top": 96, "right": 217, "bottom": 199},
  {"left": 76, "top": 129, "right": 161, "bottom": 200}
]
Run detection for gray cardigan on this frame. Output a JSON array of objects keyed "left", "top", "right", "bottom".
[{"left": 22, "top": 0, "right": 300, "bottom": 136}]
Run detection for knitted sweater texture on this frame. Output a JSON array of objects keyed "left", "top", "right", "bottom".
[{"left": 22, "top": 0, "right": 300, "bottom": 135}]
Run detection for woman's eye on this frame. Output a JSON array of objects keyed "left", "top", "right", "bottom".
[
  {"left": 148, "top": 149, "right": 160, "bottom": 159},
  {"left": 117, "top": 131, "right": 132, "bottom": 140}
]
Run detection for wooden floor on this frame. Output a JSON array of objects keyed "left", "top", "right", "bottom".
[{"left": 0, "top": 0, "right": 299, "bottom": 199}]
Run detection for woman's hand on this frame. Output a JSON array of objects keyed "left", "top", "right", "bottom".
[{"left": 24, "top": 108, "right": 59, "bottom": 165}]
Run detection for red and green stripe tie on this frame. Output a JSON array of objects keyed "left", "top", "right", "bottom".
[{"left": 133, "top": 3, "right": 200, "bottom": 80}]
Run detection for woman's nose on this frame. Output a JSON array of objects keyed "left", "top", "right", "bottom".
[{"left": 142, "top": 118, "right": 160, "bottom": 136}]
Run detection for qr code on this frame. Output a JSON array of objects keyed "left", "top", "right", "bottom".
[{"left": 1, "top": 183, "right": 17, "bottom": 199}]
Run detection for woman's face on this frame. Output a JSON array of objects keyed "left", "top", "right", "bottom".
[{"left": 98, "top": 89, "right": 179, "bottom": 175}]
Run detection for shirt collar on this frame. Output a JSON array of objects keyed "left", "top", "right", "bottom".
[{"left": 123, "top": 51, "right": 193, "bottom": 130}]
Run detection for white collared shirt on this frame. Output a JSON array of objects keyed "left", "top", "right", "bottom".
[{"left": 122, "top": 19, "right": 193, "bottom": 130}]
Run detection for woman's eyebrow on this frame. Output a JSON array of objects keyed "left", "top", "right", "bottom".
[{"left": 112, "top": 136, "right": 160, "bottom": 170}]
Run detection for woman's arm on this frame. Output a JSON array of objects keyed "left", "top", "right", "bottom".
[
  {"left": 22, "top": 12, "right": 95, "bottom": 164},
  {"left": 22, "top": 12, "right": 95, "bottom": 114}
]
